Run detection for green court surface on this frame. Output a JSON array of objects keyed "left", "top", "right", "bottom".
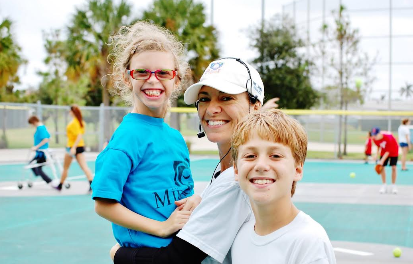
[
  {"left": 0, "top": 196, "right": 114, "bottom": 264},
  {"left": 1, "top": 196, "right": 412, "bottom": 264},
  {"left": 1, "top": 159, "right": 412, "bottom": 185},
  {"left": 1, "top": 158, "right": 412, "bottom": 263}
]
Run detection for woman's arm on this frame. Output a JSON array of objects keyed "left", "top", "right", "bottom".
[
  {"left": 114, "top": 237, "right": 207, "bottom": 264},
  {"left": 70, "top": 134, "right": 83, "bottom": 155},
  {"left": 95, "top": 198, "right": 191, "bottom": 238}
]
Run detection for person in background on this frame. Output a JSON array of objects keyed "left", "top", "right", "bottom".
[
  {"left": 55, "top": 105, "right": 94, "bottom": 191},
  {"left": 364, "top": 131, "right": 372, "bottom": 164},
  {"left": 371, "top": 127, "right": 399, "bottom": 194},
  {"left": 398, "top": 118, "right": 411, "bottom": 171},
  {"left": 27, "top": 115, "right": 52, "bottom": 185}
]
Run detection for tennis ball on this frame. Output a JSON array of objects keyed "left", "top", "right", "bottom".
[
  {"left": 393, "top": 247, "right": 402, "bottom": 258},
  {"left": 350, "top": 172, "right": 356, "bottom": 178}
]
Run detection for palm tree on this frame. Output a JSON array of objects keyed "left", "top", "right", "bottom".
[
  {"left": 65, "top": 0, "right": 131, "bottom": 106},
  {"left": 0, "top": 18, "right": 26, "bottom": 101},
  {"left": 142, "top": 0, "right": 220, "bottom": 84},
  {"left": 400, "top": 82, "right": 413, "bottom": 99},
  {"left": 0, "top": 18, "right": 27, "bottom": 147},
  {"left": 142, "top": 0, "right": 219, "bottom": 129}
]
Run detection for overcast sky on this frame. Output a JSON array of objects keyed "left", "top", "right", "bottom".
[{"left": 0, "top": 0, "right": 290, "bottom": 90}]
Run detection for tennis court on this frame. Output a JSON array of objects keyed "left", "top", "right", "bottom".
[{"left": 1, "top": 157, "right": 412, "bottom": 263}]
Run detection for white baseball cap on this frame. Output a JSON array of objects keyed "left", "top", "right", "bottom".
[{"left": 184, "top": 58, "right": 265, "bottom": 105}]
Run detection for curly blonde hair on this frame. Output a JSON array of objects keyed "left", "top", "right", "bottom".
[{"left": 108, "top": 21, "right": 189, "bottom": 105}]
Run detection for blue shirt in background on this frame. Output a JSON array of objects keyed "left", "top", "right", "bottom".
[
  {"left": 92, "top": 113, "right": 194, "bottom": 248},
  {"left": 34, "top": 125, "right": 50, "bottom": 149}
]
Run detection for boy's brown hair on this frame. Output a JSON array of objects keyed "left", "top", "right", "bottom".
[
  {"left": 402, "top": 118, "right": 409, "bottom": 125},
  {"left": 231, "top": 109, "right": 308, "bottom": 196},
  {"left": 28, "top": 115, "right": 40, "bottom": 124}
]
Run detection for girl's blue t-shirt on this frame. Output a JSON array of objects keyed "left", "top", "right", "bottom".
[
  {"left": 92, "top": 113, "right": 194, "bottom": 248},
  {"left": 34, "top": 125, "right": 50, "bottom": 149}
]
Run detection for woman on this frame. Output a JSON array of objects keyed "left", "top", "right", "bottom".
[
  {"left": 398, "top": 118, "right": 411, "bottom": 171},
  {"left": 55, "top": 105, "right": 94, "bottom": 191},
  {"left": 112, "top": 57, "right": 270, "bottom": 264}
]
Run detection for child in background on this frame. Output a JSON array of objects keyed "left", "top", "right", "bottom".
[
  {"left": 230, "top": 109, "right": 336, "bottom": 264},
  {"left": 27, "top": 115, "right": 52, "bottom": 185},
  {"left": 364, "top": 131, "right": 372, "bottom": 164},
  {"left": 92, "top": 21, "right": 198, "bottom": 251},
  {"left": 398, "top": 118, "right": 411, "bottom": 171},
  {"left": 55, "top": 105, "right": 94, "bottom": 191},
  {"left": 371, "top": 127, "right": 399, "bottom": 194}
]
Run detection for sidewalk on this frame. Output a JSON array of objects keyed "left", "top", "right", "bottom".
[
  {"left": 0, "top": 148, "right": 99, "bottom": 164},
  {"left": 0, "top": 140, "right": 365, "bottom": 164}
]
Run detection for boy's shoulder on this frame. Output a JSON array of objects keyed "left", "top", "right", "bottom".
[{"left": 293, "top": 212, "right": 330, "bottom": 241}]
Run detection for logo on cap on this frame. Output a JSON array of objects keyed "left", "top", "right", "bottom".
[
  {"left": 204, "top": 62, "right": 224, "bottom": 76},
  {"left": 210, "top": 62, "right": 223, "bottom": 70},
  {"left": 252, "top": 81, "right": 262, "bottom": 96}
]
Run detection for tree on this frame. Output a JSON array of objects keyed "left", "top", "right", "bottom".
[
  {"left": 400, "top": 82, "right": 413, "bottom": 99},
  {"left": 65, "top": 0, "right": 131, "bottom": 106},
  {"left": 248, "top": 15, "right": 319, "bottom": 109},
  {"left": 317, "top": 5, "right": 376, "bottom": 157},
  {"left": 0, "top": 18, "right": 27, "bottom": 148},
  {"left": 142, "top": 0, "right": 219, "bottom": 84},
  {"left": 142, "top": 0, "right": 219, "bottom": 129},
  {"left": 0, "top": 18, "right": 27, "bottom": 102}
]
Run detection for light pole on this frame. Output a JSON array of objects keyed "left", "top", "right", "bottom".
[{"left": 211, "top": 0, "right": 214, "bottom": 25}]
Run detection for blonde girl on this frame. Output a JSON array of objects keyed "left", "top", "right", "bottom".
[{"left": 92, "top": 21, "right": 199, "bottom": 250}]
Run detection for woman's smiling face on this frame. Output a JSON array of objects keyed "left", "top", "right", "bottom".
[{"left": 196, "top": 85, "right": 250, "bottom": 145}]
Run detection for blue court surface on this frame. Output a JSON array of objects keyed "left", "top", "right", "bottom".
[{"left": 0, "top": 158, "right": 412, "bottom": 264}]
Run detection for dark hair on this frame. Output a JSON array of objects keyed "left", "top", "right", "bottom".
[
  {"left": 28, "top": 115, "right": 40, "bottom": 124},
  {"left": 402, "top": 118, "right": 409, "bottom": 125},
  {"left": 70, "top": 105, "right": 84, "bottom": 128}
]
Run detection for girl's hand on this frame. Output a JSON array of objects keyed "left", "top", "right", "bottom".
[
  {"left": 160, "top": 207, "right": 191, "bottom": 237},
  {"left": 70, "top": 147, "right": 76, "bottom": 156},
  {"left": 31, "top": 146, "right": 38, "bottom": 151},
  {"left": 175, "top": 194, "right": 202, "bottom": 212}
]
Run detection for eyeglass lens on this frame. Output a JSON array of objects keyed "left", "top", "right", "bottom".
[{"left": 132, "top": 69, "right": 175, "bottom": 80}]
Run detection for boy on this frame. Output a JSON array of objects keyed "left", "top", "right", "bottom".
[
  {"left": 230, "top": 109, "right": 336, "bottom": 263},
  {"left": 28, "top": 115, "right": 53, "bottom": 185},
  {"left": 371, "top": 127, "right": 399, "bottom": 194},
  {"left": 364, "top": 131, "right": 372, "bottom": 164}
]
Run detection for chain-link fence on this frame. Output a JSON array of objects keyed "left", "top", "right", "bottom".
[
  {"left": 0, "top": 102, "right": 199, "bottom": 151},
  {"left": 1, "top": 102, "right": 412, "bottom": 157}
]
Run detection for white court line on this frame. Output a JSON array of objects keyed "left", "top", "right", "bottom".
[
  {"left": 334, "top": 247, "right": 374, "bottom": 256},
  {"left": 67, "top": 175, "right": 86, "bottom": 180}
]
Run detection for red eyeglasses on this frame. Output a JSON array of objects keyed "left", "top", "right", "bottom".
[{"left": 127, "top": 69, "right": 177, "bottom": 81}]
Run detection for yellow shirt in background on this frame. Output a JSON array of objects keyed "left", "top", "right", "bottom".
[{"left": 66, "top": 118, "right": 85, "bottom": 147}]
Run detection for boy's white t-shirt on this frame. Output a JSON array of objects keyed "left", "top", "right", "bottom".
[
  {"left": 398, "top": 125, "right": 410, "bottom": 144},
  {"left": 177, "top": 167, "right": 252, "bottom": 264},
  {"left": 231, "top": 211, "right": 337, "bottom": 264}
]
